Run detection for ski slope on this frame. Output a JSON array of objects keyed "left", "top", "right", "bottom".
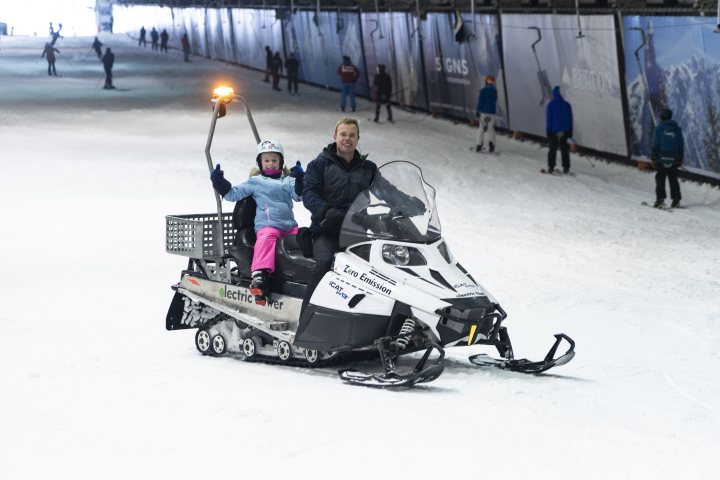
[{"left": 1, "top": 33, "right": 719, "bottom": 479}]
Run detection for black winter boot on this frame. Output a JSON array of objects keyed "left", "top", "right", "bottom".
[{"left": 250, "top": 269, "right": 270, "bottom": 305}]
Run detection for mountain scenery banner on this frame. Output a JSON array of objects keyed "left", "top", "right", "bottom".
[{"left": 623, "top": 16, "right": 720, "bottom": 179}]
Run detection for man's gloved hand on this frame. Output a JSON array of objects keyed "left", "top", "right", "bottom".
[
  {"left": 210, "top": 164, "right": 232, "bottom": 197},
  {"left": 290, "top": 161, "right": 304, "bottom": 195},
  {"left": 321, "top": 207, "right": 345, "bottom": 230},
  {"left": 398, "top": 197, "right": 426, "bottom": 217},
  {"left": 567, "top": 130, "right": 573, "bottom": 140}
]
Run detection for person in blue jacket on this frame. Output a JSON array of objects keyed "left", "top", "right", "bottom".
[
  {"left": 476, "top": 75, "right": 498, "bottom": 153},
  {"left": 210, "top": 140, "right": 305, "bottom": 304},
  {"left": 546, "top": 86, "right": 574, "bottom": 174},
  {"left": 651, "top": 108, "right": 684, "bottom": 208}
]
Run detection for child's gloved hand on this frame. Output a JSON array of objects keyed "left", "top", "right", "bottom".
[
  {"left": 290, "top": 161, "right": 304, "bottom": 196},
  {"left": 210, "top": 164, "right": 232, "bottom": 197},
  {"left": 289, "top": 160, "right": 304, "bottom": 177}
]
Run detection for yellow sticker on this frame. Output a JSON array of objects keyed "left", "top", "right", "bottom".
[{"left": 468, "top": 324, "right": 477, "bottom": 346}]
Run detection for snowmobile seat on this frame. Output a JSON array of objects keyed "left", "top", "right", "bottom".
[
  {"left": 227, "top": 197, "right": 256, "bottom": 273},
  {"left": 274, "top": 234, "right": 315, "bottom": 284}
]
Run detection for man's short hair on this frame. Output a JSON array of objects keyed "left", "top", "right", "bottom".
[{"left": 334, "top": 117, "right": 360, "bottom": 136}]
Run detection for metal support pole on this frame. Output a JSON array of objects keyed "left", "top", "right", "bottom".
[
  {"left": 204, "top": 100, "right": 228, "bottom": 260},
  {"left": 575, "top": 0, "right": 584, "bottom": 38},
  {"left": 630, "top": 27, "right": 656, "bottom": 126}
]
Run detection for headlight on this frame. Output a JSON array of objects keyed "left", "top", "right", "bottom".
[{"left": 382, "top": 244, "right": 427, "bottom": 266}]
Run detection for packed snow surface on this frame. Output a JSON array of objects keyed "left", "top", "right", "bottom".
[{"left": 1, "top": 34, "right": 719, "bottom": 479}]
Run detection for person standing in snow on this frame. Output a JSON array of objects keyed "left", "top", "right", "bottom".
[
  {"left": 286, "top": 52, "right": 300, "bottom": 95},
  {"left": 181, "top": 33, "right": 191, "bottom": 62},
  {"left": 41, "top": 42, "right": 60, "bottom": 76},
  {"left": 102, "top": 47, "right": 115, "bottom": 89},
  {"left": 160, "top": 29, "right": 169, "bottom": 54},
  {"left": 651, "top": 108, "right": 684, "bottom": 208},
  {"left": 545, "top": 86, "right": 573, "bottom": 174},
  {"left": 337, "top": 56, "right": 360, "bottom": 112},
  {"left": 92, "top": 37, "right": 103, "bottom": 59},
  {"left": 139, "top": 26, "right": 147, "bottom": 47},
  {"left": 270, "top": 51, "right": 283, "bottom": 91},
  {"left": 475, "top": 75, "right": 498, "bottom": 153},
  {"left": 150, "top": 27, "right": 159, "bottom": 51},
  {"left": 209, "top": 140, "right": 304, "bottom": 305},
  {"left": 264, "top": 46, "right": 272, "bottom": 82},
  {"left": 372, "top": 64, "right": 393, "bottom": 123}
]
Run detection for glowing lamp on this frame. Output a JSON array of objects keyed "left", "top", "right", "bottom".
[{"left": 212, "top": 86, "right": 235, "bottom": 103}]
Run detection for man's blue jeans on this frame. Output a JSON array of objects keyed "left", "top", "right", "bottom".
[{"left": 340, "top": 83, "right": 356, "bottom": 111}]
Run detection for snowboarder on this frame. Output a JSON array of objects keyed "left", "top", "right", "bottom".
[
  {"left": 160, "top": 29, "right": 169, "bottom": 54},
  {"left": 286, "top": 52, "right": 300, "bottom": 95},
  {"left": 150, "top": 27, "right": 159, "bottom": 51},
  {"left": 91, "top": 37, "right": 103, "bottom": 59},
  {"left": 337, "top": 56, "right": 360, "bottom": 112},
  {"left": 546, "top": 86, "right": 573, "bottom": 174},
  {"left": 139, "top": 26, "right": 147, "bottom": 47},
  {"left": 300, "top": 118, "right": 377, "bottom": 312},
  {"left": 651, "top": 108, "right": 684, "bottom": 208},
  {"left": 270, "top": 52, "right": 283, "bottom": 91},
  {"left": 372, "top": 64, "right": 393, "bottom": 123},
  {"left": 181, "top": 33, "right": 190, "bottom": 61},
  {"left": 209, "top": 141, "right": 304, "bottom": 305},
  {"left": 102, "top": 47, "right": 115, "bottom": 89},
  {"left": 41, "top": 42, "right": 60, "bottom": 76},
  {"left": 475, "top": 75, "right": 498, "bottom": 153}
]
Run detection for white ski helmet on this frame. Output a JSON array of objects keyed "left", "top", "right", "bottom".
[{"left": 256, "top": 140, "right": 284, "bottom": 169}]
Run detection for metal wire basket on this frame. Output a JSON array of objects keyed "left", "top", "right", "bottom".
[{"left": 165, "top": 213, "right": 235, "bottom": 259}]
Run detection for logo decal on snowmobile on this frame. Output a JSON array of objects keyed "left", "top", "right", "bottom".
[
  {"left": 344, "top": 265, "right": 393, "bottom": 294},
  {"left": 188, "top": 278, "right": 201, "bottom": 286},
  {"left": 329, "top": 281, "right": 349, "bottom": 300},
  {"left": 218, "top": 285, "right": 284, "bottom": 310}
]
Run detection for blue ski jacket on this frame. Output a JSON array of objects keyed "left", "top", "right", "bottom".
[
  {"left": 224, "top": 170, "right": 301, "bottom": 232},
  {"left": 476, "top": 84, "right": 497, "bottom": 115},
  {"left": 546, "top": 87, "right": 573, "bottom": 134},
  {"left": 651, "top": 120, "right": 684, "bottom": 167}
]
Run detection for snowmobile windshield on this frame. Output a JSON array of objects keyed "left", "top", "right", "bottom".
[{"left": 339, "top": 161, "right": 441, "bottom": 249}]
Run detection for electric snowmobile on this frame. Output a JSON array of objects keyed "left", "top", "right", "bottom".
[{"left": 164, "top": 88, "right": 575, "bottom": 388}]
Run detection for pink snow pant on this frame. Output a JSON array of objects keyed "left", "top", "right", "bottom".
[{"left": 251, "top": 225, "right": 299, "bottom": 272}]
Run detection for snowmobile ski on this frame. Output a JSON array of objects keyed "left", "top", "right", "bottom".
[
  {"left": 469, "top": 333, "right": 575, "bottom": 374},
  {"left": 339, "top": 364, "right": 444, "bottom": 388}
]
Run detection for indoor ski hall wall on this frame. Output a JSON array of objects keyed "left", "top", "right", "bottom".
[
  {"left": 623, "top": 16, "right": 720, "bottom": 181},
  {"left": 112, "top": 5, "right": 720, "bottom": 181},
  {"left": 501, "top": 14, "right": 627, "bottom": 157}
]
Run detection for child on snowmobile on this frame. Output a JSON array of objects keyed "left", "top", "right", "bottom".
[{"left": 210, "top": 140, "right": 305, "bottom": 305}]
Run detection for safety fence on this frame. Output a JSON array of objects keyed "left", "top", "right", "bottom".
[{"left": 113, "top": 6, "right": 720, "bottom": 181}]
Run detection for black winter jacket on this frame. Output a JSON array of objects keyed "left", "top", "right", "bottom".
[{"left": 303, "top": 143, "right": 377, "bottom": 236}]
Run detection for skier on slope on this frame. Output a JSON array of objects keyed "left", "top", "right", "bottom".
[
  {"left": 651, "top": 108, "right": 684, "bottom": 208},
  {"left": 475, "top": 75, "right": 498, "bottom": 153},
  {"left": 545, "top": 86, "right": 574, "bottom": 174}
]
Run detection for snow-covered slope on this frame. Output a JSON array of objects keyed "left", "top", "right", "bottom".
[{"left": 1, "top": 33, "right": 719, "bottom": 479}]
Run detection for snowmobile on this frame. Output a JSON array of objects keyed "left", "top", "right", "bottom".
[{"left": 164, "top": 87, "right": 575, "bottom": 388}]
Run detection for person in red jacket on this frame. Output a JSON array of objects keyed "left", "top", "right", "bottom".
[{"left": 337, "top": 55, "right": 359, "bottom": 112}]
